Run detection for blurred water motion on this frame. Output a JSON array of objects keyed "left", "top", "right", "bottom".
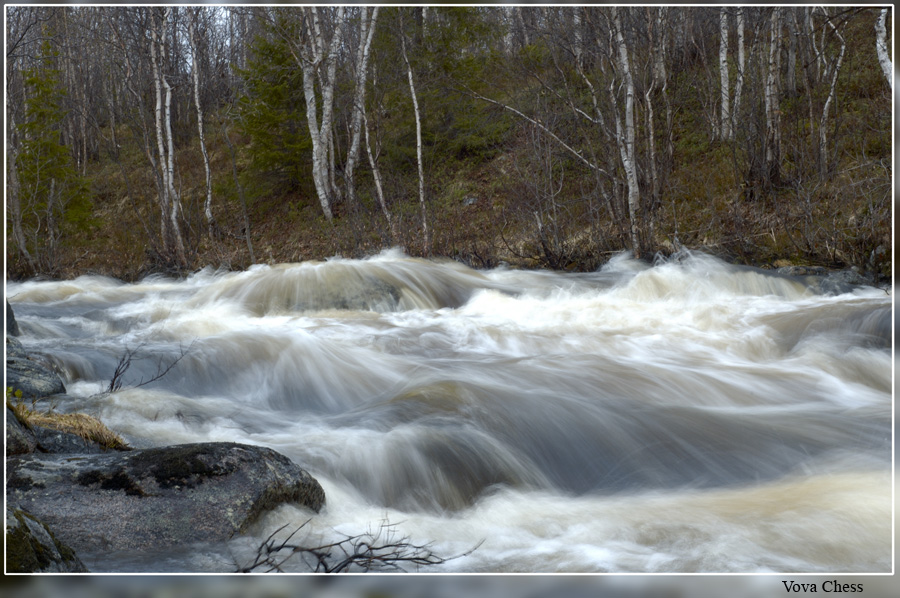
[{"left": 5, "top": 250, "right": 891, "bottom": 574}]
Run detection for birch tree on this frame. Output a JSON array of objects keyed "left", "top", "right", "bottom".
[
  {"left": 763, "top": 8, "right": 782, "bottom": 186},
  {"left": 342, "top": 7, "right": 379, "bottom": 209},
  {"left": 399, "top": 13, "right": 430, "bottom": 255},
  {"left": 731, "top": 8, "right": 746, "bottom": 131},
  {"left": 818, "top": 8, "right": 846, "bottom": 176},
  {"left": 297, "top": 7, "right": 345, "bottom": 220},
  {"left": 609, "top": 8, "right": 642, "bottom": 257},
  {"left": 150, "top": 7, "right": 188, "bottom": 268},
  {"left": 718, "top": 8, "right": 731, "bottom": 140},
  {"left": 189, "top": 8, "right": 215, "bottom": 237},
  {"left": 875, "top": 8, "right": 892, "bottom": 88}
]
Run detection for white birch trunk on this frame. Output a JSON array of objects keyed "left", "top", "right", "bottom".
[
  {"left": 400, "top": 23, "right": 430, "bottom": 255},
  {"left": 651, "top": 8, "right": 667, "bottom": 85},
  {"left": 820, "top": 10, "right": 846, "bottom": 175},
  {"left": 646, "top": 80, "right": 659, "bottom": 242},
  {"left": 732, "top": 9, "right": 745, "bottom": 127},
  {"left": 161, "top": 10, "right": 187, "bottom": 267},
  {"left": 764, "top": 8, "right": 782, "bottom": 184},
  {"left": 502, "top": 8, "right": 515, "bottom": 55},
  {"left": 151, "top": 8, "right": 187, "bottom": 267},
  {"left": 363, "top": 111, "right": 395, "bottom": 241},
  {"left": 344, "top": 8, "right": 378, "bottom": 208},
  {"left": 190, "top": 10, "right": 215, "bottom": 236},
  {"left": 611, "top": 8, "right": 642, "bottom": 258},
  {"left": 150, "top": 12, "right": 172, "bottom": 253},
  {"left": 718, "top": 8, "right": 731, "bottom": 140},
  {"left": 806, "top": 8, "right": 823, "bottom": 83},
  {"left": 299, "top": 6, "right": 345, "bottom": 221},
  {"left": 875, "top": 8, "right": 892, "bottom": 88},
  {"left": 573, "top": 8, "right": 584, "bottom": 67}
]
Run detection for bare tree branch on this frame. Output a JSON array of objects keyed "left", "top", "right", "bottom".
[{"left": 236, "top": 519, "right": 483, "bottom": 573}]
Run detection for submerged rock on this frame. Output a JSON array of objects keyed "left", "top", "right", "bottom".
[
  {"left": 6, "top": 505, "right": 88, "bottom": 573},
  {"left": 7, "top": 442, "right": 325, "bottom": 555}
]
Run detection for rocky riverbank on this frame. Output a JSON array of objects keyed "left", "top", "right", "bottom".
[{"left": 5, "top": 301, "right": 326, "bottom": 573}]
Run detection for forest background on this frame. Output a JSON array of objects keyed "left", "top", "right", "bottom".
[{"left": 4, "top": 5, "right": 893, "bottom": 283}]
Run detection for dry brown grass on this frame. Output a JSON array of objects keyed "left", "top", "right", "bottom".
[{"left": 7, "top": 399, "right": 130, "bottom": 450}]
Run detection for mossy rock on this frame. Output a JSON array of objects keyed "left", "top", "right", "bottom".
[{"left": 6, "top": 505, "right": 88, "bottom": 573}]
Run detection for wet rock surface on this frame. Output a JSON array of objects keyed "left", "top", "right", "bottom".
[
  {"left": 7, "top": 442, "right": 325, "bottom": 555},
  {"left": 6, "top": 407, "right": 38, "bottom": 456},
  {"left": 6, "top": 352, "right": 67, "bottom": 399}
]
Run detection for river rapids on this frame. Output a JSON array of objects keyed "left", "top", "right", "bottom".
[{"left": 5, "top": 250, "right": 892, "bottom": 573}]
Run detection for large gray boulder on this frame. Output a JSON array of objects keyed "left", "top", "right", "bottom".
[
  {"left": 7, "top": 442, "right": 325, "bottom": 555},
  {"left": 6, "top": 505, "right": 89, "bottom": 573}
]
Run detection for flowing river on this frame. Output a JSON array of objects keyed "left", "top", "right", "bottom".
[{"left": 5, "top": 250, "right": 892, "bottom": 573}]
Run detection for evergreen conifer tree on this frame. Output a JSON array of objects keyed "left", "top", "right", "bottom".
[{"left": 17, "top": 39, "right": 90, "bottom": 272}]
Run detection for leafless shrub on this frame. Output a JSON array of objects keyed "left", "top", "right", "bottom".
[
  {"left": 236, "top": 519, "right": 482, "bottom": 573},
  {"left": 105, "top": 341, "right": 193, "bottom": 394}
]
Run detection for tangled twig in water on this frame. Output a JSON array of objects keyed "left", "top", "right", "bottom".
[{"left": 236, "top": 519, "right": 483, "bottom": 573}]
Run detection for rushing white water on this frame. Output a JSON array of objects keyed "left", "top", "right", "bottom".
[{"left": 6, "top": 250, "right": 892, "bottom": 573}]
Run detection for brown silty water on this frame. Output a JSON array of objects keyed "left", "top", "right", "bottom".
[{"left": 6, "top": 249, "right": 891, "bottom": 572}]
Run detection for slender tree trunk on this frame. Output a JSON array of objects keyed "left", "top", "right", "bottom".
[
  {"left": 732, "top": 8, "right": 745, "bottom": 127},
  {"left": 646, "top": 80, "right": 659, "bottom": 243},
  {"left": 516, "top": 7, "right": 530, "bottom": 48},
  {"left": 610, "top": 8, "right": 642, "bottom": 258},
  {"left": 7, "top": 112, "right": 37, "bottom": 272},
  {"left": 363, "top": 105, "right": 396, "bottom": 242},
  {"left": 299, "top": 61, "right": 332, "bottom": 220},
  {"left": 400, "top": 19, "right": 429, "bottom": 255},
  {"left": 150, "top": 12, "right": 173, "bottom": 256},
  {"left": 151, "top": 8, "right": 187, "bottom": 268},
  {"left": 46, "top": 179, "right": 59, "bottom": 273},
  {"left": 819, "top": 9, "right": 846, "bottom": 177},
  {"left": 343, "top": 8, "right": 379, "bottom": 208},
  {"left": 764, "top": 8, "right": 782, "bottom": 187},
  {"left": 875, "top": 8, "right": 892, "bottom": 88},
  {"left": 785, "top": 10, "right": 798, "bottom": 97},
  {"left": 718, "top": 8, "right": 731, "bottom": 140},
  {"left": 161, "top": 10, "right": 187, "bottom": 267},
  {"left": 298, "top": 6, "right": 345, "bottom": 221},
  {"left": 573, "top": 8, "right": 584, "bottom": 67},
  {"left": 651, "top": 8, "right": 668, "bottom": 89},
  {"left": 190, "top": 10, "right": 215, "bottom": 237},
  {"left": 222, "top": 116, "right": 255, "bottom": 264}
]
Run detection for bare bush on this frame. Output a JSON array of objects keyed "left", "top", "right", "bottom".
[
  {"left": 236, "top": 519, "right": 482, "bottom": 573},
  {"left": 105, "top": 341, "right": 193, "bottom": 394}
]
